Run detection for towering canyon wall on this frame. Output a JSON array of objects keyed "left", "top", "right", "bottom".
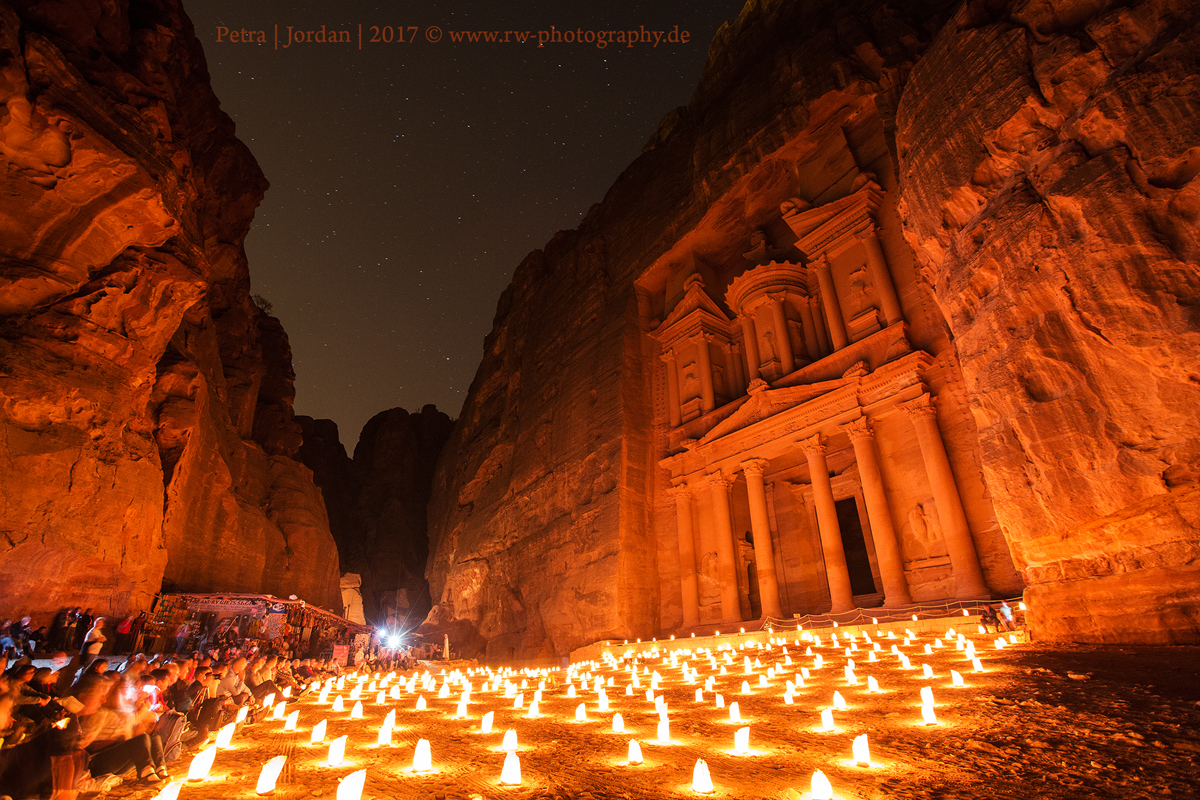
[
  {"left": 297, "top": 406, "right": 453, "bottom": 626},
  {"left": 426, "top": 0, "right": 1199, "bottom": 659},
  {"left": 896, "top": 0, "right": 1200, "bottom": 643},
  {"left": 0, "top": 0, "right": 341, "bottom": 616}
]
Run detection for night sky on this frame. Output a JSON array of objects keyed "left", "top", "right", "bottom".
[{"left": 185, "top": 0, "right": 743, "bottom": 444}]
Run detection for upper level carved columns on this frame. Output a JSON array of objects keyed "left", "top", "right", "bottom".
[
  {"left": 661, "top": 349, "right": 681, "bottom": 428},
  {"left": 741, "top": 458, "right": 783, "bottom": 619},
  {"left": 668, "top": 482, "right": 700, "bottom": 627},
  {"left": 767, "top": 292, "right": 796, "bottom": 374},
  {"left": 800, "top": 434, "right": 854, "bottom": 612},
  {"left": 707, "top": 471, "right": 743, "bottom": 623},
  {"left": 798, "top": 298, "right": 822, "bottom": 360},
  {"left": 738, "top": 315, "right": 761, "bottom": 382},
  {"left": 902, "top": 394, "right": 990, "bottom": 599},
  {"left": 862, "top": 224, "right": 903, "bottom": 325},
  {"left": 842, "top": 417, "right": 911, "bottom": 606},
  {"left": 692, "top": 332, "right": 716, "bottom": 414},
  {"left": 813, "top": 256, "right": 849, "bottom": 351}
]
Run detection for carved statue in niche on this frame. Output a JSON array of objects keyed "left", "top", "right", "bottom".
[
  {"left": 681, "top": 363, "right": 699, "bottom": 399},
  {"left": 905, "top": 499, "right": 948, "bottom": 561},
  {"left": 698, "top": 551, "right": 721, "bottom": 603},
  {"left": 846, "top": 266, "right": 872, "bottom": 317},
  {"left": 712, "top": 363, "right": 726, "bottom": 396},
  {"left": 761, "top": 328, "right": 776, "bottom": 362}
]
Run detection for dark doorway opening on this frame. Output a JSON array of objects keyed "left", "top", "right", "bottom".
[
  {"left": 835, "top": 498, "right": 877, "bottom": 595},
  {"left": 747, "top": 562, "right": 761, "bottom": 619}
]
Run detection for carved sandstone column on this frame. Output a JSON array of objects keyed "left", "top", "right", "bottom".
[
  {"left": 661, "top": 349, "right": 681, "bottom": 428},
  {"left": 738, "top": 315, "right": 761, "bottom": 381},
  {"left": 707, "top": 471, "right": 743, "bottom": 623},
  {"left": 719, "top": 342, "right": 743, "bottom": 397},
  {"left": 902, "top": 394, "right": 990, "bottom": 598},
  {"left": 799, "top": 298, "right": 821, "bottom": 361},
  {"left": 814, "top": 256, "right": 849, "bottom": 350},
  {"left": 801, "top": 434, "right": 855, "bottom": 612},
  {"left": 693, "top": 333, "right": 716, "bottom": 414},
  {"left": 669, "top": 483, "right": 701, "bottom": 627},
  {"left": 842, "top": 417, "right": 912, "bottom": 606},
  {"left": 862, "top": 225, "right": 904, "bottom": 325},
  {"left": 742, "top": 458, "right": 784, "bottom": 619},
  {"left": 767, "top": 292, "right": 795, "bottom": 375}
]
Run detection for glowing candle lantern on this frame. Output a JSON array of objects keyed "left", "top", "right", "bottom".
[
  {"left": 656, "top": 718, "right": 670, "bottom": 744},
  {"left": 951, "top": 669, "right": 964, "bottom": 687},
  {"left": 784, "top": 691, "right": 794, "bottom": 705},
  {"left": 733, "top": 726, "right": 750, "bottom": 755},
  {"left": 272, "top": 701, "right": 287, "bottom": 720},
  {"left": 692, "top": 759, "right": 713, "bottom": 794},
  {"left": 215, "top": 722, "right": 235, "bottom": 749},
  {"left": 567, "top": 685, "right": 577, "bottom": 698},
  {"left": 327, "top": 735, "right": 347, "bottom": 767},
  {"left": 598, "top": 692, "right": 610, "bottom": 713},
  {"left": 625, "top": 685, "right": 633, "bottom": 696},
  {"left": 526, "top": 699, "right": 540, "bottom": 718},
  {"left": 920, "top": 686, "right": 935, "bottom": 706},
  {"left": 437, "top": 684, "right": 449, "bottom": 699},
  {"left": 719, "top": 666, "right": 727, "bottom": 676},
  {"left": 921, "top": 703, "right": 938, "bottom": 725},
  {"left": 311, "top": 719, "right": 327, "bottom": 744},
  {"left": 378, "top": 711, "right": 394, "bottom": 746},
  {"left": 332, "top": 696, "right": 344, "bottom": 713},
  {"left": 972, "top": 657, "right": 984, "bottom": 672},
  {"left": 612, "top": 712, "right": 625, "bottom": 733},
  {"left": 801, "top": 667, "right": 810, "bottom": 680},
  {"left": 513, "top": 693, "right": 524, "bottom": 709},
  {"left": 350, "top": 686, "right": 361, "bottom": 701},
  {"left": 575, "top": 703, "right": 587, "bottom": 722},
  {"left": 318, "top": 687, "right": 331, "bottom": 705},
  {"left": 481, "top": 710, "right": 494, "bottom": 734},
  {"left": 852, "top": 733, "right": 870, "bottom": 766},
  {"left": 814, "top": 654, "right": 823, "bottom": 669},
  {"left": 627, "top": 739, "right": 643, "bottom": 765},
  {"left": 729, "top": 701, "right": 741, "bottom": 723},
  {"left": 284, "top": 710, "right": 299, "bottom": 731},
  {"left": 923, "top": 664, "right": 934, "bottom": 679},
  {"left": 350, "top": 700, "right": 364, "bottom": 719},
  {"left": 415, "top": 695, "right": 427, "bottom": 711},
  {"left": 236, "top": 706, "right": 249, "bottom": 724},
  {"left": 820, "top": 708, "right": 835, "bottom": 732},
  {"left": 412, "top": 738, "right": 432, "bottom": 772},
  {"left": 833, "top": 691, "right": 847, "bottom": 711},
  {"left": 282, "top": 686, "right": 292, "bottom": 699},
  {"left": 845, "top": 666, "right": 857, "bottom": 685},
  {"left": 501, "top": 729, "right": 518, "bottom": 752},
  {"left": 868, "top": 651, "right": 878, "bottom": 663},
  {"left": 456, "top": 698, "right": 469, "bottom": 718},
  {"left": 715, "top": 693, "right": 725, "bottom": 708},
  {"left": 256, "top": 754, "right": 287, "bottom": 794},
  {"left": 389, "top": 686, "right": 399, "bottom": 700},
  {"left": 695, "top": 688, "right": 703, "bottom": 702},
  {"left": 867, "top": 676, "right": 880, "bottom": 693},
  {"left": 262, "top": 693, "right": 276, "bottom": 710},
  {"left": 187, "top": 745, "right": 216, "bottom": 781},
  {"left": 811, "top": 770, "right": 834, "bottom": 800},
  {"left": 376, "top": 691, "right": 385, "bottom": 705},
  {"left": 156, "top": 782, "right": 182, "bottom": 800},
  {"left": 500, "top": 751, "right": 522, "bottom": 785}
]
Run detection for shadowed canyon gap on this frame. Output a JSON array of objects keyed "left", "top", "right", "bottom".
[{"left": 1, "top": 0, "right": 1197, "bottom": 657}]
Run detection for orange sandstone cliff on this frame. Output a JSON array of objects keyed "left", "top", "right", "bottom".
[{"left": 0, "top": 0, "right": 340, "bottom": 615}]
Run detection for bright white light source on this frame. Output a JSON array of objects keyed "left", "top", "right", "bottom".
[
  {"left": 187, "top": 745, "right": 216, "bottom": 781},
  {"left": 692, "top": 759, "right": 713, "bottom": 793},
  {"left": 327, "top": 735, "right": 347, "bottom": 767},
  {"left": 852, "top": 733, "right": 870, "bottom": 766},
  {"left": 733, "top": 726, "right": 750, "bottom": 755},
  {"left": 811, "top": 769, "right": 834, "bottom": 800},
  {"left": 500, "top": 751, "right": 522, "bottom": 785},
  {"left": 627, "top": 739, "right": 643, "bottom": 765},
  {"left": 412, "top": 738, "right": 432, "bottom": 772},
  {"left": 256, "top": 755, "right": 286, "bottom": 794}
]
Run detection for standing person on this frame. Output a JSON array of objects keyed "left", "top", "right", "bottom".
[
  {"left": 114, "top": 616, "right": 134, "bottom": 654},
  {"left": 49, "top": 607, "right": 70, "bottom": 651},
  {"left": 74, "top": 609, "right": 94, "bottom": 651},
  {"left": 998, "top": 600, "right": 1016, "bottom": 631},
  {"left": 80, "top": 618, "right": 107, "bottom": 669},
  {"left": 173, "top": 621, "right": 190, "bottom": 654}
]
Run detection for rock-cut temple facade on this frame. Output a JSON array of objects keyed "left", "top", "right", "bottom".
[{"left": 643, "top": 176, "right": 1023, "bottom": 629}]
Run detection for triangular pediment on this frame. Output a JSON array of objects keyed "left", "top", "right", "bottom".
[
  {"left": 698, "top": 379, "right": 847, "bottom": 445},
  {"left": 652, "top": 275, "right": 731, "bottom": 343}
]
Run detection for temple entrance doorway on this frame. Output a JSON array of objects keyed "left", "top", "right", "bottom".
[
  {"left": 835, "top": 498, "right": 877, "bottom": 596},
  {"left": 747, "top": 561, "right": 761, "bottom": 619}
]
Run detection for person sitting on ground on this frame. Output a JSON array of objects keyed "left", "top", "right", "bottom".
[
  {"left": 76, "top": 674, "right": 170, "bottom": 784},
  {"left": 980, "top": 604, "right": 1000, "bottom": 632}
]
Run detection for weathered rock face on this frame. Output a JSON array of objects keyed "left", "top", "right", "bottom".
[
  {"left": 426, "top": 0, "right": 1200, "bottom": 658},
  {"left": 896, "top": 0, "right": 1200, "bottom": 644},
  {"left": 0, "top": 0, "right": 340, "bottom": 616},
  {"left": 297, "top": 406, "right": 452, "bottom": 626}
]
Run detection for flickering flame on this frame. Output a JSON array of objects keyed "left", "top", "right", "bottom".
[
  {"left": 256, "top": 755, "right": 286, "bottom": 794},
  {"left": 852, "top": 733, "right": 870, "bottom": 766},
  {"left": 500, "top": 751, "right": 522, "bottom": 785},
  {"left": 627, "top": 739, "right": 643, "bottom": 765},
  {"left": 811, "top": 769, "right": 834, "bottom": 800},
  {"left": 502, "top": 729, "right": 518, "bottom": 752},
  {"left": 692, "top": 759, "right": 713, "bottom": 794},
  {"left": 187, "top": 745, "right": 216, "bottom": 781},
  {"left": 820, "top": 708, "right": 835, "bottom": 732},
  {"left": 327, "top": 735, "right": 347, "bottom": 767},
  {"left": 734, "top": 726, "right": 750, "bottom": 755},
  {"left": 284, "top": 710, "right": 299, "bottom": 731},
  {"left": 412, "top": 738, "right": 432, "bottom": 772}
]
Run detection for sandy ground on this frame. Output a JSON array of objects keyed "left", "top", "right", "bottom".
[{"left": 97, "top": 631, "right": 1200, "bottom": 800}]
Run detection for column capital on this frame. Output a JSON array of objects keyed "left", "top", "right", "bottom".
[
  {"left": 811, "top": 254, "right": 832, "bottom": 274},
  {"left": 666, "top": 482, "right": 693, "bottom": 500},
  {"left": 706, "top": 470, "right": 735, "bottom": 490},
  {"left": 692, "top": 331, "right": 716, "bottom": 345},
  {"left": 901, "top": 393, "right": 938, "bottom": 420},
  {"left": 841, "top": 416, "right": 874, "bottom": 441},
  {"left": 799, "top": 433, "right": 827, "bottom": 457},
  {"left": 766, "top": 290, "right": 789, "bottom": 304},
  {"left": 659, "top": 348, "right": 677, "bottom": 364},
  {"left": 741, "top": 458, "right": 770, "bottom": 478}
]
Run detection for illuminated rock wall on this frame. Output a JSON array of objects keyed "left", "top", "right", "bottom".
[
  {"left": 0, "top": 0, "right": 340, "bottom": 615},
  {"left": 896, "top": 0, "right": 1200, "bottom": 644}
]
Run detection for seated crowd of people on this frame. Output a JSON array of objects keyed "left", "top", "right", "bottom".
[{"left": 0, "top": 614, "right": 388, "bottom": 800}]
